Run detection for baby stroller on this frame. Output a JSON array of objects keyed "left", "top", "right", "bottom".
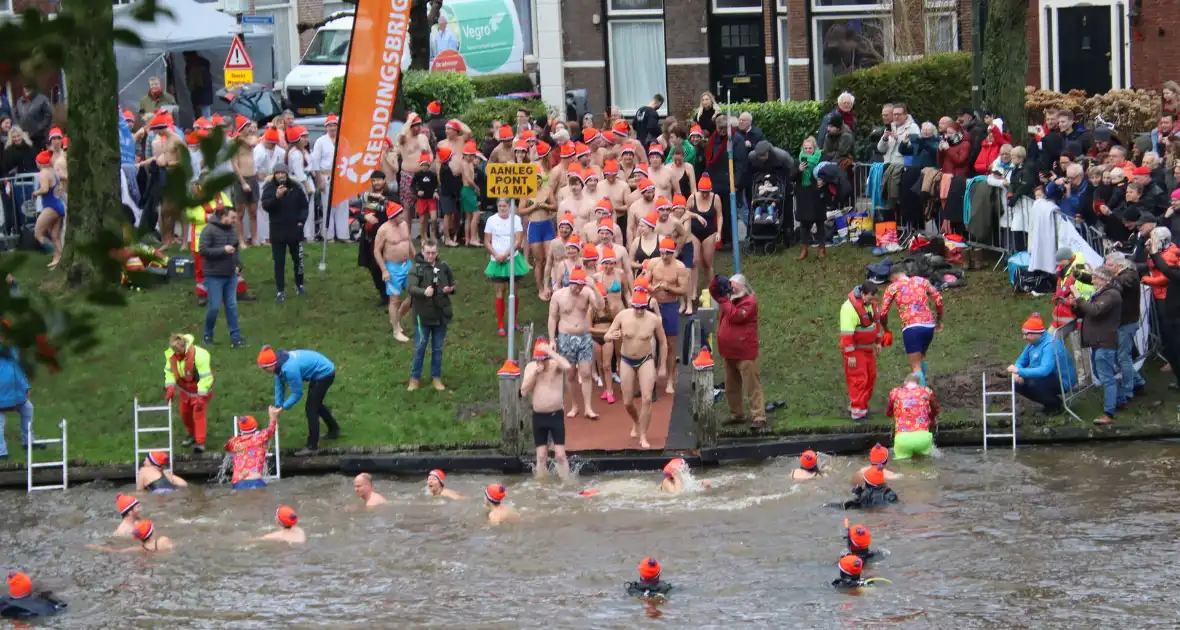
[{"left": 745, "top": 172, "right": 791, "bottom": 254}]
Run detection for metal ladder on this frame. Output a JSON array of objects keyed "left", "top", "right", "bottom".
[
  {"left": 133, "top": 396, "right": 173, "bottom": 485},
  {"left": 982, "top": 373, "right": 1017, "bottom": 450},
  {"left": 26, "top": 419, "right": 68, "bottom": 493},
  {"left": 232, "top": 416, "right": 282, "bottom": 480}
]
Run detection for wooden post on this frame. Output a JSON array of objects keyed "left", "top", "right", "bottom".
[
  {"left": 499, "top": 373, "right": 526, "bottom": 456},
  {"left": 692, "top": 364, "right": 717, "bottom": 448}
]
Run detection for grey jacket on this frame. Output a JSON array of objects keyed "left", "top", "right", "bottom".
[
  {"left": 198, "top": 220, "right": 241, "bottom": 277},
  {"left": 15, "top": 93, "right": 52, "bottom": 140}
]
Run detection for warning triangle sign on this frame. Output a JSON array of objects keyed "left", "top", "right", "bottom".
[{"left": 224, "top": 37, "right": 254, "bottom": 70}]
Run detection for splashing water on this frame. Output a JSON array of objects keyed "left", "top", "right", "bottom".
[{"left": 212, "top": 453, "right": 234, "bottom": 485}]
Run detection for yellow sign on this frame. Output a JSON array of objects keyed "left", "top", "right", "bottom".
[
  {"left": 487, "top": 163, "right": 539, "bottom": 199},
  {"left": 225, "top": 69, "right": 254, "bottom": 88}
]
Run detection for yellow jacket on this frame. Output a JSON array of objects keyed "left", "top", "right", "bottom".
[
  {"left": 163, "top": 334, "right": 213, "bottom": 395},
  {"left": 185, "top": 191, "right": 232, "bottom": 232}
]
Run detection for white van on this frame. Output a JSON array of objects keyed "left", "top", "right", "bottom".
[{"left": 282, "top": 12, "right": 360, "bottom": 116}]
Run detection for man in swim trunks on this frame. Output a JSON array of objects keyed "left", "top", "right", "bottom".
[
  {"left": 113, "top": 494, "right": 143, "bottom": 537},
  {"left": 521, "top": 337, "right": 574, "bottom": 480},
  {"left": 231, "top": 121, "right": 260, "bottom": 244},
  {"left": 648, "top": 238, "right": 689, "bottom": 393},
  {"left": 374, "top": 201, "right": 415, "bottom": 342},
  {"left": 879, "top": 264, "right": 944, "bottom": 386},
  {"left": 354, "top": 473, "right": 388, "bottom": 507},
  {"left": 224, "top": 410, "right": 279, "bottom": 490},
  {"left": 548, "top": 267, "right": 605, "bottom": 419},
  {"left": 659, "top": 457, "right": 686, "bottom": 493},
  {"left": 484, "top": 484, "right": 519, "bottom": 524},
  {"left": 885, "top": 373, "right": 938, "bottom": 459},
  {"left": 136, "top": 451, "right": 187, "bottom": 493},
  {"left": 607, "top": 287, "right": 668, "bottom": 448},
  {"left": 253, "top": 505, "right": 306, "bottom": 544},
  {"left": 791, "top": 450, "right": 822, "bottom": 480},
  {"left": 426, "top": 469, "right": 464, "bottom": 499}
]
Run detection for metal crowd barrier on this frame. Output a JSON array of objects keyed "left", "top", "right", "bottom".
[{"left": 0, "top": 173, "right": 39, "bottom": 238}]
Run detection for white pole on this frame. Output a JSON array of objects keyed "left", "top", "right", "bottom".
[{"left": 507, "top": 200, "right": 517, "bottom": 360}]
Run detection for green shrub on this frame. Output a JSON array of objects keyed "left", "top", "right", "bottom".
[
  {"left": 402, "top": 70, "right": 477, "bottom": 117},
  {"left": 323, "top": 76, "right": 344, "bottom": 114},
  {"left": 470, "top": 73, "right": 535, "bottom": 98},
  {"left": 825, "top": 52, "right": 972, "bottom": 132},
  {"left": 458, "top": 98, "right": 548, "bottom": 136},
  {"left": 730, "top": 100, "right": 826, "bottom": 154}
]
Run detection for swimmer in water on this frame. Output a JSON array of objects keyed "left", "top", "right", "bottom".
[
  {"left": 844, "top": 519, "right": 881, "bottom": 562},
  {"left": 625, "top": 557, "right": 673, "bottom": 599},
  {"left": 426, "top": 469, "right": 464, "bottom": 500},
  {"left": 854, "top": 443, "right": 900, "bottom": 486},
  {"left": 0, "top": 571, "right": 67, "bottom": 620},
  {"left": 659, "top": 458, "right": 685, "bottom": 493},
  {"left": 89, "top": 520, "right": 175, "bottom": 553},
  {"left": 136, "top": 451, "right": 188, "bottom": 493},
  {"left": 354, "top": 473, "right": 388, "bottom": 507},
  {"left": 484, "top": 484, "right": 519, "bottom": 524},
  {"left": 113, "top": 494, "right": 143, "bottom": 537},
  {"left": 791, "top": 450, "right": 822, "bottom": 480},
  {"left": 253, "top": 506, "right": 307, "bottom": 544},
  {"left": 837, "top": 466, "right": 898, "bottom": 510},
  {"left": 831, "top": 553, "right": 872, "bottom": 589}
]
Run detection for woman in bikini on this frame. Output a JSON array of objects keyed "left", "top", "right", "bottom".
[
  {"left": 628, "top": 214, "right": 660, "bottom": 278},
  {"left": 689, "top": 174, "right": 722, "bottom": 305}
]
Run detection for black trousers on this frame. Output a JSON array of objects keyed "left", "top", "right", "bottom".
[
  {"left": 798, "top": 220, "right": 826, "bottom": 245},
  {"left": 1015, "top": 376, "right": 1062, "bottom": 410},
  {"left": 271, "top": 241, "right": 305, "bottom": 294},
  {"left": 305, "top": 373, "right": 338, "bottom": 448}
]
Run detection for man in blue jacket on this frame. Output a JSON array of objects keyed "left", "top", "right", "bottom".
[
  {"left": 257, "top": 345, "right": 338, "bottom": 455},
  {"left": 0, "top": 343, "right": 37, "bottom": 460},
  {"left": 1045, "top": 163, "right": 1087, "bottom": 219},
  {"left": 1005, "top": 313, "right": 1076, "bottom": 415}
]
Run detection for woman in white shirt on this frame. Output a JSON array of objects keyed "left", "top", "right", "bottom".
[
  {"left": 285, "top": 126, "right": 316, "bottom": 241},
  {"left": 484, "top": 198, "right": 531, "bottom": 336}
]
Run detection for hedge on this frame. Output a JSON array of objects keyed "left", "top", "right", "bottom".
[
  {"left": 458, "top": 98, "right": 548, "bottom": 137},
  {"left": 323, "top": 71, "right": 533, "bottom": 115},
  {"left": 729, "top": 101, "right": 825, "bottom": 154},
  {"left": 824, "top": 52, "right": 972, "bottom": 130},
  {"left": 470, "top": 73, "right": 535, "bottom": 98}
]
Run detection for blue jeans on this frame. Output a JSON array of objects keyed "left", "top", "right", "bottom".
[
  {"left": 1116, "top": 323, "right": 1145, "bottom": 402},
  {"left": 0, "top": 399, "right": 34, "bottom": 457},
  {"left": 204, "top": 275, "right": 242, "bottom": 341},
  {"left": 1092, "top": 348, "right": 1120, "bottom": 414},
  {"left": 411, "top": 323, "right": 447, "bottom": 380}
]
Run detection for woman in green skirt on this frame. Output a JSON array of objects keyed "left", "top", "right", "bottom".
[{"left": 484, "top": 198, "right": 531, "bottom": 336}]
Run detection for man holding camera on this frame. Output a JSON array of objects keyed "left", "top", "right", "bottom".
[
  {"left": 710, "top": 274, "right": 764, "bottom": 426},
  {"left": 406, "top": 239, "right": 456, "bottom": 391},
  {"left": 260, "top": 163, "right": 309, "bottom": 304}
]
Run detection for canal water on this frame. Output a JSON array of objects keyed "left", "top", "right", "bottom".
[{"left": 2, "top": 442, "right": 1177, "bottom": 628}]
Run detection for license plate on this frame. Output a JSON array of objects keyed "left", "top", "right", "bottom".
[{"left": 298, "top": 107, "right": 317, "bottom": 115}]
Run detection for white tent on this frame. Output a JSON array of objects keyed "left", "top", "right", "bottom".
[{"left": 115, "top": 0, "right": 275, "bottom": 125}]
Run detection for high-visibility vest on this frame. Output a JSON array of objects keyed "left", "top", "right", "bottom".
[{"left": 185, "top": 192, "right": 232, "bottom": 231}]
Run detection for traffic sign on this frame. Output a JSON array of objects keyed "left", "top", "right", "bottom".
[
  {"left": 241, "top": 15, "right": 274, "bottom": 25},
  {"left": 224, "top": 36, "right": 254, "bottom": 70},
  {"left": 487, "top": 163, "right": 539, "bottom": 199},
  {"left": 225, "top": 69, "right": 254, "bottom": 87}
]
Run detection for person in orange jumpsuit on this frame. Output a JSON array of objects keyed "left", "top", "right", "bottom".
[
  {"left": 163, "top": 333, "right": 213, "bottom": 453},
  {"left": 840, "top": 282, "right": 883, "bottom": 420}
]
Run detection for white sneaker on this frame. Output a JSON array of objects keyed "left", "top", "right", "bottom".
[
  {"left": 612, "top": 372, "right": 622, "bottom": 384},
  {"left": 594, "top": 374, "right": 603, "bottom": 387}
]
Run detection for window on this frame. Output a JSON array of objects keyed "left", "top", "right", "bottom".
[
  {"left": 608, "top": 0, "right": 662, "bottom": 14},
  {"left": 777, "top": 17, "right": 790, "bottom": 101},
  {"left": 813, "top": 16, "right": 889, "bottom": 99},
  {"left": 811, "top": 0, "right": 890, "bottom": 11},
  {"left": 925, "top": 12, "right": 957, "bottom": 54},
  {"left": 0, "top": 0, "right": 11, "bottom": 12},
  {"left": 608, "top": 20, "right": 667, "bottom": 113},
  {"left": 713, "top": 0, "right": 762, "bottom": 12},
  {"left": 301, "top": 28, "right": 351, "bottom": 65},
  {"left": 720, "top": 23, "right": 759, "bottom": 48}
]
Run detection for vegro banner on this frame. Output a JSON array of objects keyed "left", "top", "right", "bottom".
[{"left": 428, "top": 0, "right": 524, "bottom": 75}]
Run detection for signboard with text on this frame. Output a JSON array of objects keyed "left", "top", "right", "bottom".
[
  {"left": 224, "top": 36, "right": 255, "bottom": 88},
  {"left": 486, "top": 163, "right": 539, "bottom": 199}
]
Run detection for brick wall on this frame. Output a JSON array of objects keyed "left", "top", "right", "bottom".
[
  {"left": 562, "top": 0, "right": 608, "bottom": 114},
  {"left": 296, "top": 0, "right": 323, "bottom": 55},
  {"left": 785, "top": 0, "right": 809, "bottom": 100},
  {"left": 1025, "top": 2, "right": 1040, "bottom": 87},
  {"left": 761, "top": 0, "right": 775, "bottom": 100},
  {"left": 664, "top": 0, "right": 709, "bottom": 115}
]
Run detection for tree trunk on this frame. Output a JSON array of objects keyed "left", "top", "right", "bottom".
[
  {"left": 982, "top": 0, "right": 1029, "bottom": 132},
  {"left": 409, "top": 0, "right": 431, "bottom": 71},
  {"left": 58, "top": 0, "right": 123, "bottom": 287}
]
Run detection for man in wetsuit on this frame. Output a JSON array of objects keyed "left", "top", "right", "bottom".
[
  {"left": 354, "top": 473, "right": 388, "bottom": 507},
  {"left": 879, "top": 265, "right": 944, "bottom": 386},
  {"left": 832, "top": 553, "right": 870, "bottom": 589},
  {"left": 258, "top": 345, "right": 338, "bottom": 456},
  {"left": 0, "top": 572, "right": 66, "bottom": 619},
  {"left": 548, "top": 267, "right": 604, "bottom": 419},
  {"left": 114, "top": 494, "right": 143, "bottom": 537},
  {"left": 840, "top": 465, "right": 898, "bottom": 509},
  {"left": 845, "top": 521, "right": 881, "bottom": 562},
  {"left": 163, "top": 333, "right": 213, "bottom": 454},
  {"left": 426, "top": 469, "right": 464, "bottom": 499},
  {"left": 253, "top": 505, "right": 306, "bottom": 544},
  {"left": 626, "top": 557, "right": 673, "bottom": 599},
  {"left": 649, "top": 238, "right": 689, "bottom": 394},
  {"left": 224, "top": 411, "right": 279, "bottom": 489},
  {"left": 357, "top": 172, "right": 391, "bottom": 307},
  {"left": 521, "top": 338, "right": 574, "bottom": 481},
  {"left": 607, "top": 287, "right": 668, "bottom": 449}
]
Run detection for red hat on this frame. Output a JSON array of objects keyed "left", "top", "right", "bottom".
[
  {"left": 257, "top": 345, "right": 279, "bottom": 368},
  {"left": 438, "top": 145, "right": 453, "bottom": 162},
  {"left": 185, "top": 132, "right": 200, "bottom": 147},
  {"left": 286, "top": 127, "right": 302, "bottom": 144},
  {"left": 567, "top": 163, "right": 585, "bottom": 182},
  {"left": 521, "top": 129, "right": 537, "bottom": 142},
  {"left": 558, "top": 143, "right": 575, "bottom": 160},
  {"left": 238, "top": 415, "right": 258, "bottom": 435},
  {"left": 595, "top": 198, "right": 613, "bottom": 215},
  {"left": 566, "top": 234, "right": 583, "bottom": 250},
  {"left": 116, "top": 493, "right": 140, "bottom": 516},
  {"left": 569, "top": 267, "right": 588, "bottom": 285},
  {"left": 862, "top": 466, "right": 886, "bottom": 487},
  {"left": 584, "top": 167, "right": 600, "bottom": 182},
  {"left": 558, "top": 212, "right": 575, "bottom": 228},
  {"left": 146, "top": 451, "right": 168, "bottom": 468},
  {"left": 1133, "top": 165, "right": 1152, "bottom": 176},
  {"left": 689, "top": 124, "right": 704, "bottom": 138},
  {"left": 210, "top": 114, "right": 225, "bottom": 126},
  {"left": 405, "top": 112, "right": 422, "bottom": 127},
  {"left": 194, "top": 116, "right": 211, "bottom": 130},
  {"left": 48, "top": 127, "right": 63, "bottom": 140},
  {"left": 638, "top": 557, "right": 661, "bottom": 581},
  {"left": 839, "top": 553, "right": 864, "bottom": 577},
  {"left": 325, "top": 113, "right": 339, "bottom": 125},
  {"left": 463, "top": 140, "right": 479, "bottom": 156},
  {"left": 663, "top": 457, "right": 686, "bottom": 477},
  {"left": 532, "top": 338, "right": 549, "bottom": 361},
  {"left": 698, "top": 174, "right": 713, "bottom": 192},
  {"left": 671, "top": 193, "right": 687, "bottom": 209},
  {"left": 386, "top": 201, "right": 405, "bottom": 218},
  {"left": 7, "top": 572, "right": 31, "bottom": 599},
  {"left": 597, "top": 217, "right": 615, "bottom": 234},
  {"left": 575, "top": 142, "right": 591, "bottom": 157},
  {"left": 535, "top": 140, "right": 552, "bottom": 158},
  {"left": 262, "top": 127, "right": 280, "bottom": 143},
  {"left": 419, "top": 152, "right": 432, "bottom": 165},
  {"left": 869, "top": 444, "right": 889, "bottom": 465},
  {"left": 276, "top": 505, "right": 298, "bottom": 528},
  {"left": 61, "top": 136, "right": 68, "bottom": 149},
  {"left": 632, "top": 286, "right": 650, "bottom": 305},
  {"left": 601, "top": 130, "right": 616, "bottom": 145},
  {"left": 497, "top": 125, "right": 514, "bottom": 141},
  {"left": 659, "top": 237, "right": 676, "bottom": 253},
  {"left": 600, "top": 245, "right": 618, "bottom": 263},
  {"left": 485, "top": 484, "right": 506, "bottom": 504},
  {"left": 513, "top": 139, "right": 529, "bottom": 152},
  {"left": 655, "top": 196, "right": 671, "bottom": 211},
  {"left": 603, "top": 159, "right": 619, "bottom": 176},
  {"left": 641, "top": 211, "right": 659, "bottom": 229},
  {"left": 428, "top": 469, "right": 446, "bottom": 485},
  {"left": 582, "top": 127, "right": 600, "bottom": 143},
  {"left": 638, "top": 178, "right": 655, "bottom": 193},
  {"left": 647, "top": 145, "right": 664, "bottom": 157},
  {"left": 620, "top": 145, "right": 636, "bottom": 156},
  {"left": 1022, "top": 312, "right": 1046, "bottom": 334},
  {"left": 427, "top": 101, "right": 442, "bottom": 115},
  {"left": 612, "top": 120, "right": 630, "bottom": 135},
  {"left": 132, "top": 520, "right": 155, "bottom": 542},
  {"left": 582, "top": 243, "right": 599, "bottom": 262},
  {"left": 445, "top": 119, "right": 463, "bottom": 133},
  {"left": 122, "top": 109, "right": 136, "bottom": 121},
  {"left": 848, "top": 524, "right": 872, "bottom": 551},
  {"left": 800, "top": 450, "right": 818, "bottom": 470},
  {"left": 148, "top": 113, "right": 169, "bottom": 129},
  {"left": 233, "top": 115, "right": 249, "bottom": 133},
  {"left": 633, "top": 164, "right": 649, "bottom": 177}
]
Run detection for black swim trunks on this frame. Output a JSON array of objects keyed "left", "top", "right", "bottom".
[{"left": 533, "top": 409, "right": 566, "bottom": 447}]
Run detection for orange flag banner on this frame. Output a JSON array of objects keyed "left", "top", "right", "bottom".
[{"left": 329, "top": 0, "right": 411, "bottom": 206}]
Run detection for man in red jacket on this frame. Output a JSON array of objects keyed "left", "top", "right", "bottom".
[{"left": 711, "top": 274, "right": 763, "bottom": 426}]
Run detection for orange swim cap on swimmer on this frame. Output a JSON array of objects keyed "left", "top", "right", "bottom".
[
  {"left": 257, "top": 345, "right": 278, "bottom": 368},
  {"left": 116, "top": 493, "right": 139, "bottom": 516},
  {"left": 569, "top": 267, "right": 588, "bottom": 285},
  {"left": 638, "top": 557, "right": 661, "bottom": 581},
  {"left": 663, "top": 458, "right": 686, "bottom": 477},
  {"left": 799, "top": 450, "right": 818, "bottom": 471},
  {"left": 532, "top": 337, "right": 550, "bottom": 361},
  {"left": 839, "top": 553, "right": 864, "bottom": 577},
  {"left": 698, "top": 174, "right": 713, "bottom": 192},
  {"left": 862, "top": 466, "right": 885, "bottom": 487},
  {"left": 654, "top": 197, "right": 671, "bottom": 211},
  {"left": 579, "top": 489, "right": 600, "bottom": 497},
  {"left": 870, "top": 444, "right": 889, "bottom": 466},
  {"left": 671, "top": 193, "right": 687, "bottom": 209},
  {"left": 428, "top": 469, "right": 446, "bottom": 486},
  {"left": 848, "top": 524, "right": 872, "bottom": 550},
  {"left": 485, "top": 484, "right": 506, "bottom": 504},
  {"left": 146, "top": 451, "right": 168, "bottom": 468},
  {"left": 582, "top": 243, "right": 599, "bottom": 262},
  {"left": 276, "top": 505, "right": 298, "bottom": 528},
  {"left": 35, "top": 151, "right": 53, "bottom": 166},
  {"left": 7, "top": 572, "right": 31, "bottom": 599},
  {"left": 238, "top": 415, "right": 259, "bottom": 435},
  {"left": 132, "top": 520, "right": 155, "bottom": 542}
]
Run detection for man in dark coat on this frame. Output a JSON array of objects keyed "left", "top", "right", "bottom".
[
  {"left": 261, "top": 163, "right": 309, "bottom": 303},
  {"left": 356, "top": 171, "right": 391, "bottom": 306}
]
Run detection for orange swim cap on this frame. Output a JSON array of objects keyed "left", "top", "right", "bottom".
[
  {"left": 485, "top": 484, "right": 506, "bottom": 504},
  {"left": 870, "top": 444, "right": 889, "bottom": 466},
  {"left": 848, "top": 524, "right": 872, "bottom": 550},
  {"left": 276, "top": 505, "right": 298, "bottom": 528},
  {"left": 146, "top": 451, "right": 168, "bottom": 468},
  {"left": 638, "top": 557, "right": 661, "bottom": 581},
  {"left": 428, "top": 469, "right": 446, "bottom": 486},
  {"left": 862, "top": 466, "right": 885, "bottom": 487},
  {"left": 116, "top": 493, "right": 139, "bottom": 516},
  {"left": 662, "top": 458, "right": 685, "bottom": 477},
  {"left": 838, "top": 553, "right": 864, "bottom": 577},
  {"left": 799, "top": 450, "right": 818, "bottom": 471},
  {"left": 133, "top": 520, "right": 155, "bottom": 542},
  {"left": 7, "top": 571, "right": 31, "bottom": 599},
  {"left": 238, "top": 415, "right": 259, "bottom": 435}
]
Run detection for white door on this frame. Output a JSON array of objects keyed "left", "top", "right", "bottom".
[{"left": 257, "top": 2, "right": 299, "bottom": 80}]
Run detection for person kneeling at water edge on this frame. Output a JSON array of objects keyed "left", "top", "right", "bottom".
[
  {"left": 522, "top": 338, "right": 574, "bottom": 480},
  {"left": 626, "top": 557, "right": 673, "bottom": 599},
  {"left": 837, "top": 466, "right": 898, "bottom": 509},
  {"left": 792, "top": 450, "right": 822, "bottom": 481},
  {"left": 258, "top": 345, "right": 338, "bottom": 456},
  {"left": 113, "top": 494, "right": 144, "bottom": 537},
  {"left": 253, "top": 505, "right": 306, "bottom": 544},
  {"left": 426, "top": 469, "right": 464, "bottom": 500},
  {"left": 90, "top": 520, "right": 174, "bottom": 554},
  {"left": 0, "top": 572, "right": 66, "bottom": 619},
  {"left": 1007, "top": 312, "right": 1074, "bottom": 415},
  {"left": 485, "top": 484, "right": 519, "bottom": 524},
  {"left": 224, "top": 409, "right": 279, "bottom": 490},
  {"left": 886, "top": 373, "right": 938, "bottom": 460},
  {"left": 832, "top": 553, "right": 889, "bottom": 589},
  {"left": 137, "top": 451, "right": 187, "bottom": 493}
]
